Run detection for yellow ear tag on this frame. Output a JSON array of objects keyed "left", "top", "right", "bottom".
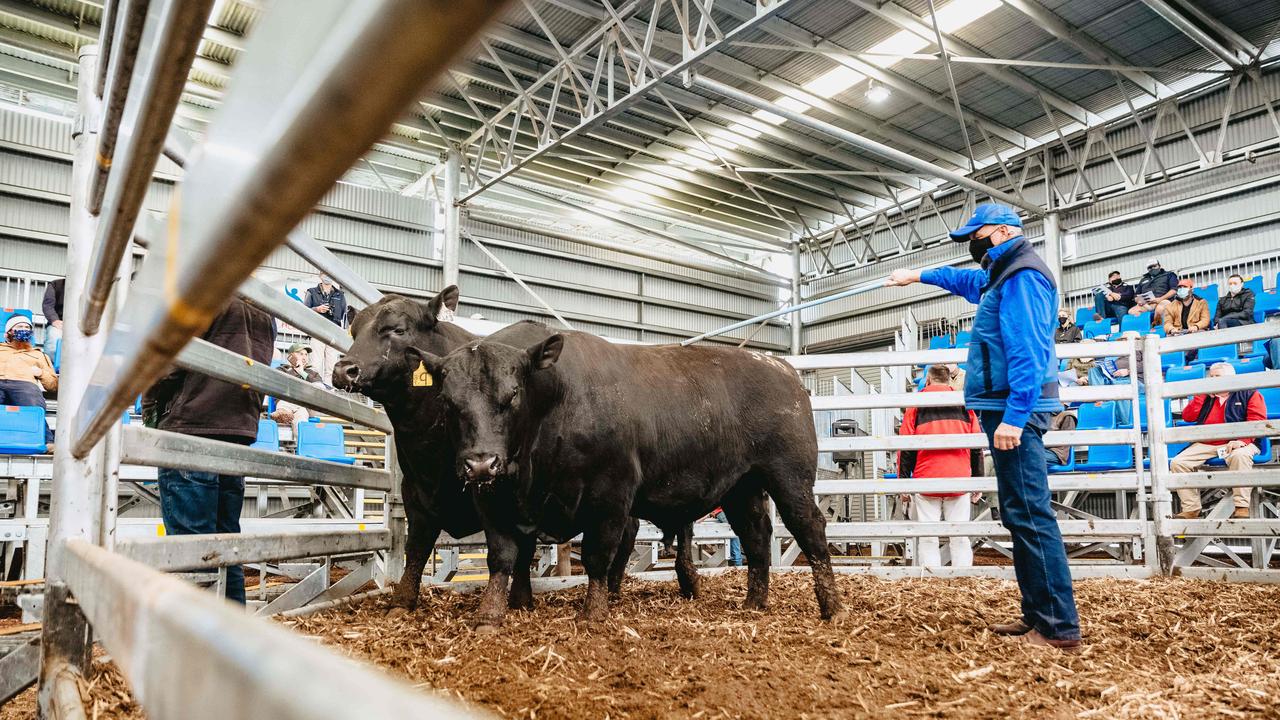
[{"left": 412, "top": 362, "right": 433, "bottom": 387}]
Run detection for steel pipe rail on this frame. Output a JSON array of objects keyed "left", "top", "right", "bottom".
[
  {"left": 121, "top": 425, "right": 391, "bottom": 492},
  {"left": 1166, "top": 519, "right": 1280, "bottom": 537},
  {"left": 1157, "top": 322, "right": 1280, "bottom": 352},
  {"left": 819, "top": 429, "right": 1139, "bottom": 453},
  {"left": 174, "top": 338, "right": 391, "bottom": 433},
  {"left": 89, "top": 0, "right": 151, "bottom": 213},
  {"left": 93, "top": 0, "right": 119, "bottom": 98},
  {"left": 684, "top": 277, "right": 887, "bottom": 345},
  {"left": 1166, "top": 469, "right": 1280, "bottom": 490},
  {"left": 634, "top": 519, "right": 1145, "bottom": 542},
  {"left": 1162, "top": 420, "right": 1280, "bottom": 444},
  {"left": 809, "top": 383, "right": 1133, "bottom": 411},
  {"left": 116, "top": 529, "right": 391, "bottom": 572},
  {"left": 81, "top": 0, "right": 217, "bottom": 336},
  {"left": 284, "top": 228, "right": 383, "bottom": 307},
  {"left": 815, "top": 474, "right": 1144, "bottom": 495},
  {"left": 61, "top": 539, "right": 486, "bottom": 720},
  {"left": 73, "top": 0, "right": 512, "bottom": 457},
  {"left": 1161, "top": 370, "right": 1280, "bottom": 399},
  {"left": 236, "top": 276, "right": 353, "bottom": 353}
]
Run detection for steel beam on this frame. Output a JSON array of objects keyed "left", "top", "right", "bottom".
[
  {"left": 81, "top": 0, "right": 216, "bottom": 336},
  {"left": 1139, "top": 0, "right": 1247, "bottom": 68},
  {"left": 121, "top": 426, "right": 392, "bottom": 492},
  {"left": 117, "top": 529, "right": 391, "bottom": 571},
  {"left": 73, "top": 0, "right": 509, "bottom": 456},
  {"left": 442, "top": 147, "right": 461, "bottom": 287},
  {"left": 789, "top": 244, "right": 801, "bottom": 354},
  {"left": 61, "top": 539, "right": 483, "bottom": 720}
]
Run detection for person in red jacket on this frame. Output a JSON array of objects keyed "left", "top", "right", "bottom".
[
  {"left": 1171, "top": 362, "right": 1268, "bottom": 519},
  {"left": 898, "top": 365, "right": 984, "bottom": 568}
]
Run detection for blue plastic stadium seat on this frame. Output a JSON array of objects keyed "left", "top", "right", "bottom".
[
  {"left": 1121, "top": 397, "right": 1172, "bottom": 430},
  {"left": 882, "top": 472, "right": 898, "bottom": 479},
  {"left": 1078, "top": 401, "right": 1118, "bottom": 430},
  {"left": 1077, "top": 443, "right": 1133, "bottom": 471},
  {"left": 0, "top": 405, "right": 47, "bottom": 454},
  {"left": 1120, "top": 312, "right": 1151, "bottom": 334},
  {"left": 1242, "top": 340, "right": 1267, "bottom": 360},
  {"left": 928, "top": 335, "right": 952, "bottom": 350},
  {"left": 1059, "top": 358, "right": 1070, "bottom": 371},
  {"left": 1165, "top": 364, "right": 1205, "bottom": 383},
  {"left": 1254, "top": 289, "right": 1280, "bottom": 317},
  {"left": 250, "top": 418, "right": 281, "bottom": 453},
  {"left": 1244, "top": 275, "right": 1264, "bottom": 296},
  {"left": 1206, "top": 437, "right": 1272, "bottom": 467},
  {"left": 1193, "top": 344, "right": 1238, "bottom": 366},
  {"left": 1147, "top": 325, "right": 1166, "bottom": 338},
  {"left": 1048, "top": 448, "right": 1076, "bottom": 473},
  {"left": 1259, "top": 387, "right": 1280, "bottom": 419},
  {"left": 1161, "top": 351, "right": 1185, "bottom": 370},
  {"left": 1199, "top": 283, "right": 1219, "bottom": 305},
  {"left": 296, "top": 422, "right": 355, "bottom": 464},
  {"left": 1230, "top": 357, "right": 1265, "bottom": 374},
  {"left": 1075, "top": 306, "right": 1094, "bottom": 327},
  {"left": 1083, "top": 320, "right": 1112, "bottom": 339},
  {"left": 955, "top": 331, "right": 971, "bottom": 348}
]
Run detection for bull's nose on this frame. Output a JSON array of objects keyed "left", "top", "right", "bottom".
[
  {"left": 334, "top": 362, "right": 359, "bottom": 384},
  {"left": 463, "top": 454, "right": 500, "bottom": 478}
]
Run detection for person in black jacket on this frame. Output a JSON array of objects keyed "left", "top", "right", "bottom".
[
  {"left": 1054, "top": 310, "right": 1083, "bottom": 344},
  {"left": 143, "top": 298, "right": 276, "bottom": 604},
  {"left": 304, "top": 274, "right": 347, "bottom": 383},
  {"left": 1215, "top": 274, "right": 1256, "bottom": 329},
  {"left": 41, "top": 278, "right": 65, "bottom": 341},
  {"left": 1128, "top": 259, "right": 1178, "bottom": 322},
  {"left": 1092, "top": 270, "right": 1134, "bottom": 322}
]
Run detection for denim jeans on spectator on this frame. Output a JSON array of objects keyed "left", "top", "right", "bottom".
[
  {"left": 159, "top": 468, "right": 246, "bottom": 604},
  {"left": 0, "top": 379, "right": 53, "bottom": 443},
  {"left": 1093, "top": 294, "right": 1128, "bottom": 323},
  {"left": 712, "top": 510, "right": 743, "bottom": 566},
  {"left": 979, "top": 410, "right": 1080, "bottom": 641},
  {"left": 1216, "top": 316, "right": 1252, "bottom": 329}
]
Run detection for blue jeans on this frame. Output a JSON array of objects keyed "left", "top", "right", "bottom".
[
  {"left": 158, "top": 468, "right": 246, "bottom": 604},
  {"left": 980, "top": 411, "right": 1080, "bottom": 640},
  {"left": 713, "top": 510, "right": 743, "bottom": 566},
  {"left": 0, "top": 379, "right": 53, "bottom": 443},
  {"left": 1093, "top": 295, "right": 1128, "bottom": 323}
]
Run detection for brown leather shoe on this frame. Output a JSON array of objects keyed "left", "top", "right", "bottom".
[
  {"left": 989, "top": 619, "right": 1032, "bottom": 635},
  {"left": 1174, "top": 509, "right": 1200, "bottom": 519},
  {"left": 1018, "top": 629, "right": 1083, "bottom": 652},
  {"left": 1231, "top": 507, "right": 1250, "bottom": 519}
]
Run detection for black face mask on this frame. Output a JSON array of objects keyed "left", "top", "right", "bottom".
[
  {"left": 969, "top": 234, "right": 994, "bottom": 265},
  {"left": 1110, "top": 278, "right": 1123, "bottom": 286},
  {"left": 1058, "top": 317, "right": 1068, "bottom": 326},
  {"left": 1147, "top": 266, "right": 1162, "bottom": 277}
]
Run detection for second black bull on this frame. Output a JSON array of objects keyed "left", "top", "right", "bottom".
[{"left": 414, "top": 320, "right": 845, "bottom": 629}]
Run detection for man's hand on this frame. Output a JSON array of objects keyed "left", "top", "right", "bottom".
[
  {"left": 52, "top": 320, "right": 62, "bottom": 329},
  {"left": 885, "top": 269, "right": 922, "bottom": 287},
  {"left": 1115, "top": 369, "right": 1129, "bottom": 378},
  {"left": 1075, "top": 376, "right": 1088, "bottom": 385},
  {"left": 31, "top": 364, "right": 43, "bottom": 378},
  {"left": 315, "top": 304, "right": 330, "bottom": 314},
  {"left": 1188, "top": 325, "right": 1200, "bottom": 333},
  {"left": 898, "top": 494, "right": 910, "bottom": 505},
  {"left": 993, "top": 423, "right": 1023, "bottom": 451},
  {"left": 1224, "top": 440, "right": 1246, "bottom": 452}
]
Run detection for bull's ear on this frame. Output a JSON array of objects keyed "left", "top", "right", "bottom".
[
  {"left": 526, "top": 334, "right": 564, "bottom": 371},
  {"left": 404, "top": 346, "right": 444, "bottom": 376},
  {"left": 425, "top": 285, "right": 460, "bottom": 324}
]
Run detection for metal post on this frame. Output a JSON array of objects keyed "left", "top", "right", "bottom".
[
  {"left": 789, "top": 243, "right": 802, "bottom": 355},
  {"left": 1042, "top": 212, "right": 1063, "bottom": 304},
  {"left": 383, "top": 434, "right": 405, "bottom": 586},
  {"left": 1142, "top": 332, "right": 1174, "bottom": 574},
  {"left": 442, "top": 148, "right": 462, "bottom": 288},
  {"left": 39, "top": 44, "right": 103, "bottom": 718}
]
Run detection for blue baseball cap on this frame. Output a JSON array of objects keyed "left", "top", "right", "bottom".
[{"left": 948, "top": 203, "right": 1022, "bottom": 241}]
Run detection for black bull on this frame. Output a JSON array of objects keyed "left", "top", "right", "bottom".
[
  {"left": 415, "top": 320, "right": 845, "bottom": 628},
  {"left": 332, "top": 288, "right": 643, "bottom": 613}
]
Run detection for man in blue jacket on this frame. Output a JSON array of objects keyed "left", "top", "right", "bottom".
[{"left": 886, "top": 203, "right": 1080, "bottom": 650}]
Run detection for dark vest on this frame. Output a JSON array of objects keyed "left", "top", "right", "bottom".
[{"left": 1195, "top": 391, "right": 1256, "bottom": 425}]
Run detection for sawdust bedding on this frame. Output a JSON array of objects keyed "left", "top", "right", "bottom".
[{"left": 7, "top": 572, "right": 1280, "bottom": 719}]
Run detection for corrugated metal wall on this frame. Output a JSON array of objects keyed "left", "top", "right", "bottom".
[{"left": 0, "top": 107, "right": 787, "bottom": 349}]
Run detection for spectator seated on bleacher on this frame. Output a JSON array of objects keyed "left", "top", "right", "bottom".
[
  {"left": 1214, "top": 274, "right": 1256, "bottom": 330},
  {"left": 270, "top": 342, "right": 325, "bottom": 430},
  {"left": 1093, "top": 270, "right": 1135, "bottom": 323},
  {"left": 1129, "top": 259, "right": 1179, "bottom": 322},
  {"left": 1054, "top": 309, "right": 1083, "bottom": 344},
  {"left": 1044, "top": 409, "right": 1077, "bottom": 468},
  {"left": 1066, "top": 339, "right": 1097, "bottom": 385},
  {"left": 896, "top": 365, "right": 982, "bottom": 569},
  {"left": 1164, "top": 280, "right": 1210, "bottom": 336},
  {"left": 1171, "top": 362, "right": 1268, "bottom": 520},
  {"left": 0, "top": 315, "right": 56, "bottom": 446},
  {"left": 1087, "top": 331, "right": 1145, "bottom": 426}
]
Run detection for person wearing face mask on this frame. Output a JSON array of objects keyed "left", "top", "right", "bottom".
[
  {"left": 1092, "top": 271, "right": 1134, "bottom": 323},
  {"left": 0, "top": 316, "right": 57, "bottom": 447},
  {"left": 886, "top": 203, "right": 1080, "bottom": 651},
  {"left": 1054, "top": 310, "right": 1083, "bottom": 344},
  {"left": 304, "top": 273, "right": 347, "bottom": 384},
  {"left": 1129, "top": 259, "right": 1179, "bottom": 322},
  {"left": 1164, "top": 279, "right": 1210, "bottom": 336},
  {"left": 1214, "top": 274, "right": 1256, "bottom": 329}
]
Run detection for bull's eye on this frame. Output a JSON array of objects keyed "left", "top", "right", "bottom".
[{"left": 393, "top": 328, "right": 406, "bottom": 336}]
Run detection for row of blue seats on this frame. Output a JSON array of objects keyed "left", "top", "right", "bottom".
[
  {"left": 1073, "top": 274, "right": 1280, "bottom": 330},
  {"left": 928, "top": 331, "right": 972, "bottom": 350},
  {"left": 1060, "top": 346, "right": 1270, "bottom": 376}
]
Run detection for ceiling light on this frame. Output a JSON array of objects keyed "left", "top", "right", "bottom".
[{"left": 865, "top": 82, "right": 891, "bottom": 103}]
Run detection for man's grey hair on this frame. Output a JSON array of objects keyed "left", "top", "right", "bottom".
[{"left": 1208, "top": 362, "right": 1236, "bottom": 376}]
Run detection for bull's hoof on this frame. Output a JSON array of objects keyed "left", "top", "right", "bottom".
[
  {"left": 742, "top": 597, "right": 768, "bottom": 612},
  {"left": 473, "top": 623, "right": 501, "bottom": 636},
  {"left": 678, "top": 584, "right": 700, "bottom": 600},
  {"left": 507, "top": 598, "right": 534, "bottom": 611},
  {"left": 824, "top": 608, "right": 849, "bottom": 624}
]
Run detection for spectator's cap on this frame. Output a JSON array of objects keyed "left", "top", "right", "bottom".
[
  {"left": 1147, "top": 258, "right": 1161, "bottom": 269},
  {"left": 1177, "top": 278, "right": 1194, "bottom": 288},
  {"left": 286, "top": 342, "right": 312, "bottom": 355},
  {"left": 4, "top": 316, "right": 30, "bottom": 333},
  {"left": 948, "top": 203, "right": 1022, "bottom": 241}
]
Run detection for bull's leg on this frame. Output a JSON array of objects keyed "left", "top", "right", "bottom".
[
  {"left": 721, "top": 486, "right": 773, "bottom": 611},
  {"left": 673, "top": 524, "right": 700, "bottom": 600},
  {"left": 472, "top": 529, "right": 520, "bottom": 633},
  {"left": 508, "top": 535, "right": 536, "bottom": 611},
  {"left": 386, "top": 508, "right": 440, "bottom": 615},
  {"left": 765, "top": 467, "right": 846, "bottom": 622},
  {"left": 607, "top": 518, "right": 640, "bottom": 598},
  {"left": 578, "top": 514, "right": 629, "bottom": 625}
]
